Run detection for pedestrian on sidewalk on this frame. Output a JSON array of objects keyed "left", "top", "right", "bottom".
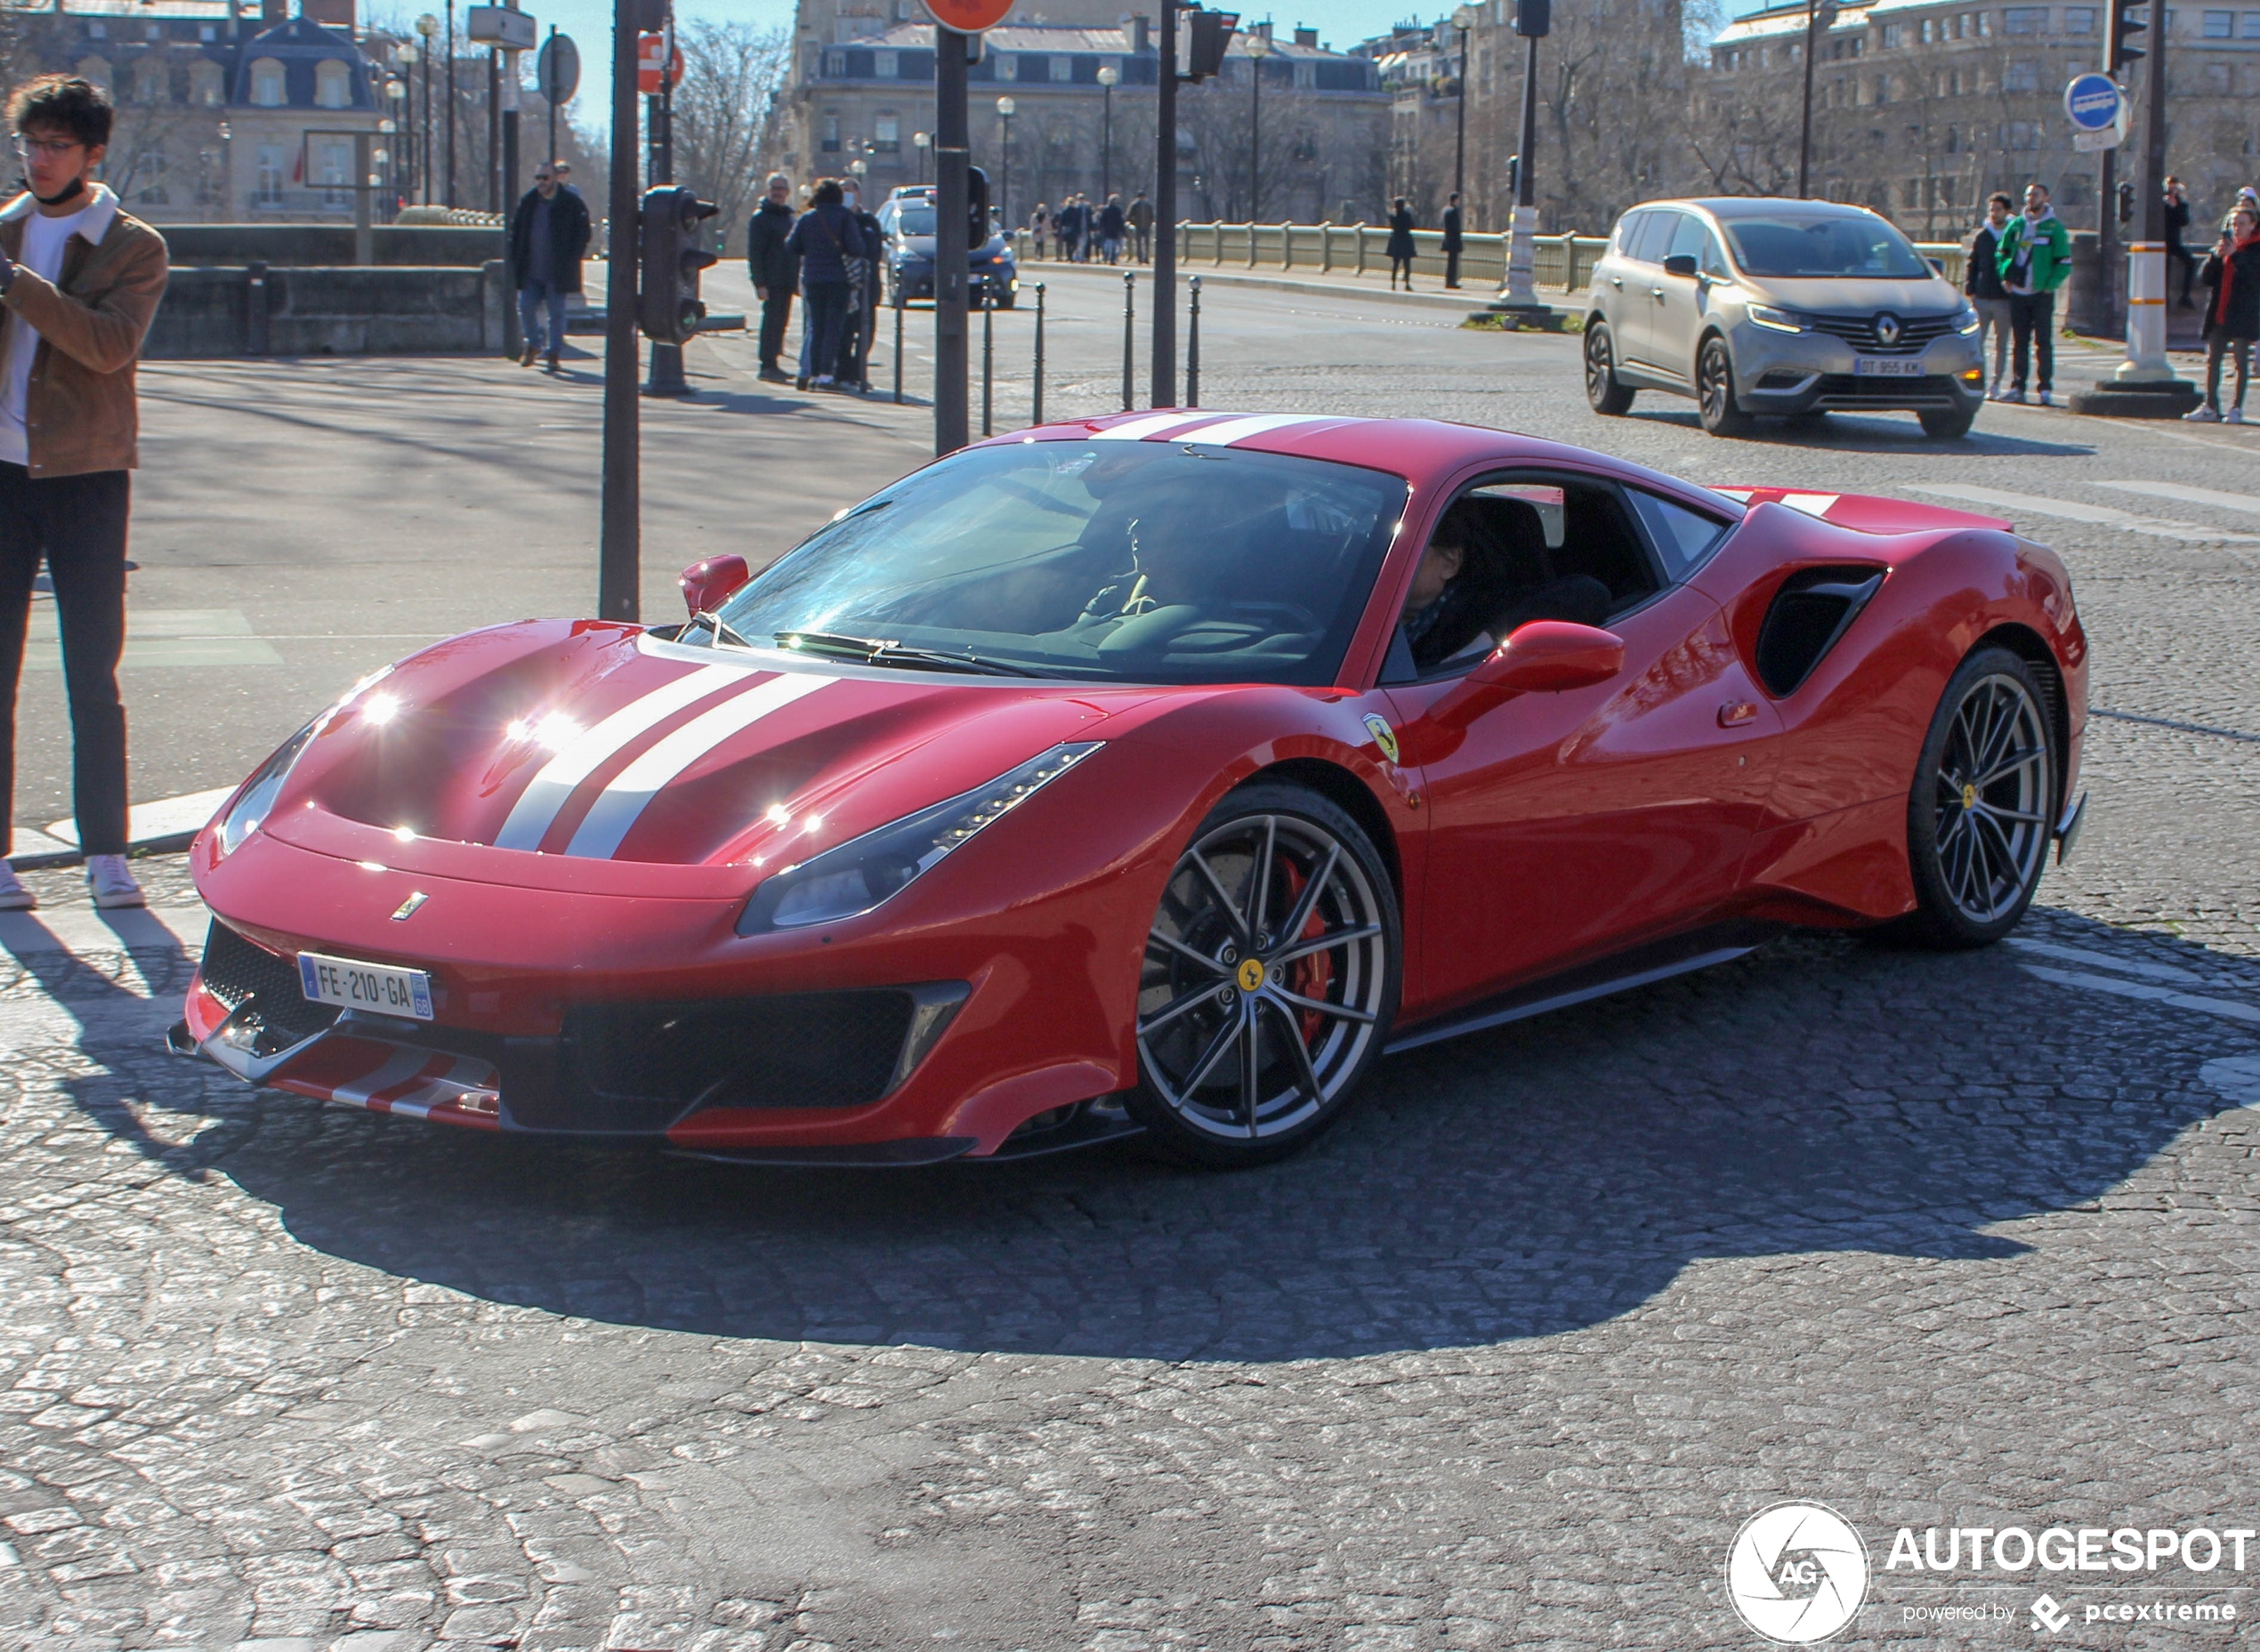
[
  {"left": 507, "top": 158, "right": 589, "bottom": 372},
  {"left": 1029, "top": 202, "right": 1050, "bottom": 261},
  {"left": 1098, "top": 194, "right": 1126, "bottom": 265},
  {"left": 1061, "top": 196, "right": 1087, "bottom": 263},
  {"left": 1996, "top": 181, "right": 2069, "bottom": 407},
  {"left": 1386, "top": 197, "right": 1417, "bottom": 290},
  {"left": 1127, "top": 189, "right": 1154, "bottom": 263},
  {"left": 0, "top": 76, "right": 167, "bottom": 912},
  {"left": 787, "top": 178, "right": 870, "bottom": 392},
  {"left": 1441, "top": 192, "right": 1464, "bottom": 289},
  {"left": 1966, "top": 191, "right": 2014, "bottom": 399},
  {"left": 2166, "top": 175, "right": 2197, "bottom": 309},
  {"left": 833, "top": 179, "right": 883, "bottom": 392},
  {"left": 2186, "top": 205, "right": 2260, "bottom": 423},
  {"left": 747, "top": 173, "right": 799, "bottom": 383}
]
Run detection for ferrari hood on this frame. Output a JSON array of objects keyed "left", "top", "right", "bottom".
[{"left": 286, "top": 622, "right": 1132, "bottom": 869}]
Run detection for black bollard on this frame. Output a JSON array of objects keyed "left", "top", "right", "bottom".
[
  {"left": 1121, "top": 271, "right": 1135, "bottom": 412},
  {"left": 893, "top": 296, "right": 905, "bottom": 406},
  {"left": 1187, "top": 275, "right": 1201, "bottom": 408},
  {"left": 981, "top": 288, "right": 995, "bottom": 438},
  {"left": 1032, "top": 282, "right": 1046, "bottom": 425}
]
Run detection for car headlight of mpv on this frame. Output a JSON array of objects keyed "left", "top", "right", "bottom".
[
  {"left": 738, "top": 742, "right": 1102, "bottom": 935},
  {"left": 1747, "top": 303, "right": 1804, "bottom": 334},
  {"left": 1954, "top": 305, "right": 1982, "bottom": 334}
]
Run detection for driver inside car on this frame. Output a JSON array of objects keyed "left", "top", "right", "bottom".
[{"left": 1398, "top": 497, "right": 1615, "bottom": 673}]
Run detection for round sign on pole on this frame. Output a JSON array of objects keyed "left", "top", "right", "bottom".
[
  {"left": 636, "top": 32, "right": 685, "bottom": 93},
  {"left": 2063, "top": 71, "right": 2121, "bottom": 131},
  {"left": 926, "top": 0, "right": 1013, "bottom": 33},
  {"left": 537, "top": 32, "right": 579, "bottom": 103}
]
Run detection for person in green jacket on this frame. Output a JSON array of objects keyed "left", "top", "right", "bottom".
[{"left": 1996, "top": 181, "right": 2071, "bottom": 405}]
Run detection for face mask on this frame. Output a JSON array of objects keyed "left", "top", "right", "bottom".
[{"left": 843, "top": 192, "right": 858, "bottom": 210}]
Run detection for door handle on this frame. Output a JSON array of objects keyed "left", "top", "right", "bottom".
[
  {"left": 1610, "top": 276, "right": 1623, "bottom": 289},
  {"left": 1651, "top": 286, "right": 1666, "bottom": 300},
  {"left": 1717, "top": 700, "right": 1758, "bottom": 728}
]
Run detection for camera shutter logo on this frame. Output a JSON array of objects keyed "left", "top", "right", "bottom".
[{"left": 1725, "top": 1502, "right": 1869, "bottom": 1643}]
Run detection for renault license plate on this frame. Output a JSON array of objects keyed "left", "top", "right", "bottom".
[
  {"left": 297, "top": 951, "right": 433, "bottom": 1020},
  {"left": 1853, "top": 357, "right": 1925, "bottom": 377}
]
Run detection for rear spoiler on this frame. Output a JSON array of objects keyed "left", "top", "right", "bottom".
[{"left": 1711, "top": 487, "right": 2011, "bottom": 535}]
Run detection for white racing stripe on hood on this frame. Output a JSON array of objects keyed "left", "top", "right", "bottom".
[
  {"left": 1089, "top": 412, "right": 1222, "bottom": 441},
  {"left": 494, "top": 664, "right": 746, "bottom": 851},
  {"left": 564, "top": 671, "right": 833, "bottom": 859},
  {"left": 1174, "top": 413, "right": 1341, "bottom": 447}
]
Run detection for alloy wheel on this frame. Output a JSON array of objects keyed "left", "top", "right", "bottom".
[
  {"left": 1929, "top": 673, "right": 2052, "bottom": 924},
  {"left": 1138, "top": 811, "right": 1390, "bottom": 1142}
]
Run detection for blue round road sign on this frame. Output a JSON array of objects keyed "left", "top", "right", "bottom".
[{"left": 2064, "top": 72, "right": 2121, "bottom": 131}]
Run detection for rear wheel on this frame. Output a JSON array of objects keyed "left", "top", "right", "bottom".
[
  {"left": 1585, "top": 321, "right": 1635, "bottom": 415},
  {"left": 1128, "top": 782, "right": 1399, "bottom": 1167},
  {"left": 1698, "top": 336, "right": 1753, "bottom": 437},
  {"left": 1919, "top": 403, "right": 1977, "bottom": 439},
  {"left": 1900, "top": 646, "right": 2056, "bottom": 947}
]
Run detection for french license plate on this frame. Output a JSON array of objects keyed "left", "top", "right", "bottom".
[
  {"left": 297, "top": 950, "right": 433, "bottom": 1020},
  {"left": 1853, "top": 356, "right": 1925, "bottom": 377}
]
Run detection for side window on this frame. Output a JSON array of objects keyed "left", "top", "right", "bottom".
[
  {"left": 1628, "top": 489, "right": 1732, "bottom": 578},
  {"left": 1665, "top": 213, "right": 1710, "bottom": 268},
  {"left": 1381, "top": 473, "right": 1667, "bottom": 684},
  {"left": 1630, "top": 210, "right": 1681, "bottom": 265},
  {"left": 1612, "top": 210, "right": 1651, "bottom": 258},
  {"left": 1701, "top": 228, "right": 1731, "bottom": 278}
]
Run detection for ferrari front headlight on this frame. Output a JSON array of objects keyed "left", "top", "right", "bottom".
[
  {"left": 738, "top": 742, "right": 1102, "bottom": 936},
  {"left": 212, "top": 664, "right": 395, "bottom": 859}
]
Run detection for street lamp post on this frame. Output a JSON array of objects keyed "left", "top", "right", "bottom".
[
  {"left": 391, "top": 48, "right": 416, "bottom": 203},
  {"left": 1796, "top": 0, "right": 1837, "bottom": 199},
  {"left": 216, "top": 118, "right": 230, "bottom": 220},
  {"left": 1097, "top": 63, "right": 1118, "bottom": 202},
  {"left": 1490, "top": 0, "right": 1548, "bottom": 317},
  {"left": 1244, "top": 31, "right": 1270, "bottom": 222},
  {"left": 443, "top": 1, "right": 457, "bottom": 209},
  {"left": 415, "top": 15, "right": 438, "bottom": 206},
  {"left": 913, "top": 129, "right": 931, "bottom": 183},
  {"left": 995, "top": 96, "right": 1014, "bottom": 238},
  {"left": 1451, "top": 4, "right": 1474, "bottom": 202}
]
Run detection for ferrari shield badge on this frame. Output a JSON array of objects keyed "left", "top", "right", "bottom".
[{"left": 1362, "top": 713, "right": 1400, "bottom": 766}]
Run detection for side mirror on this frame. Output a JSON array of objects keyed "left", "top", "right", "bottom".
[
  {"left": 1662, "top": 253, "right": 1699, "bottom": 278},
  {"left": 681, "top": 554, "right": 750, "bottom": 617},
  {"left": 1475, "top": 619, "right": 1626, "bottom": 693}
]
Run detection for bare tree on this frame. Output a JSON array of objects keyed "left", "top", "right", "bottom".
[{"left": 669, "top": 20, "right": 791, "bottom": 238}]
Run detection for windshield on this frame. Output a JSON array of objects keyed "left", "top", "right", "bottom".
[
  {"left": 893, "top": 206, "right": 935, "bottom": 237},
  {"left": 1722, "top": 214, "right": 1933, "bottom": 278},
  {"left": 714, "top": 440, "right": 1408, "bottom": 685}
]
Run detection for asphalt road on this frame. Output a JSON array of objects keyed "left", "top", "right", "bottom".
[{"left": 2, "top": 276, "right": 2259, "bottom": 1649}]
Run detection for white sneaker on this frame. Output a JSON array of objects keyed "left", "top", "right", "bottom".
[
  {"left": 2038, "top": 391, "right": 2054, "bottom": 407},
  {"left": 2229, "top": 407, "right": 2247, "bottom": 424},
  {"left": 0, "top": 862, "right": 33, "bottom": 911},
  {"left": 2004, "top": 390, "right": 2027, "bottom": 404},
  {"left": 86, "top": 854, "right": 145, "bottom": 910},
  {"left": 2186, "top": 405, "right": 2222, "bottom": 422}
]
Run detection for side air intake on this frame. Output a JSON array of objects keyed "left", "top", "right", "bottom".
[{"left": 1754, "top": 567, "right": 1885, "bottom": 697}]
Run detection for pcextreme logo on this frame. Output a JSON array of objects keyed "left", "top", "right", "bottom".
[{"left": 1725, "top": 1502, "right": 1871, "bottom": 1643}]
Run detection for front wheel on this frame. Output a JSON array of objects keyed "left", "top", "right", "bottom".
[
  {"left": 1698, "top": 336, "right": 1753, "bottom": 437},
  {"left": 1919, "top": 403, "right": 1977, "bottom": 439},
  {"left": 1585, "top": 321, "right": 1635, "bottom": 415},
  {"left": 1128, "top": 782, "right": 1400, "bottom": 1167},
  {"left": 1899, "top": 646, "right": 2057, "bottom": 948}
]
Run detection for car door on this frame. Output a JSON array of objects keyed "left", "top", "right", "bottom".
[
  {"left": 1596, "top": 208, "right": 1652, "bottom": 355},
  {"left": 1384, "top": 470, "right": 1780, "bottom": 1018},
  {"left": 1647, "top": 214, "right": 1729, "bottom": 386},
  {"left": 1616, "top": 209, "right": 1686, "bottom": 377}
]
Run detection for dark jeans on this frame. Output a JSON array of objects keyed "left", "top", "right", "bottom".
[
  {"left": 0, "top": 463, "right": 130, "bottom": 857},
  {"left": 798, "top": 282, "right": 850, "bottom": 381},
  {"left": 516, "top": 280, "right": 568, "bottom": 357},
  {"left": 2009, "top": 289, "right": 2054, "bottom": 392},
  {"left": 1445, "top": 247, "right": 1462, "bottom": 288},
  {"left": 758, "top": 287, "right": 794, "bottom": 370},
  {"left": 2207, "top": 331, "right": 2253, "bottom": 411},
  {"left": 2170, "top": 238, "right": 2198, "bottom": 303}
]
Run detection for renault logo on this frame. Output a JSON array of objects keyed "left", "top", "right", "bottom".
[{"left": 1875, "top": 312, "right": 1902, "bottom": 347}]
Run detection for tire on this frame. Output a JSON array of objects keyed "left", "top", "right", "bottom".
[
  {"left": 1126, "top": 781, "right": 1400, "bottom": 1167},
  {"left": 1698, "top": 335, "right": 1754, "bottom": 437},
  {"left": 1786, "top": 409, "right": 1830, "bottom": 431},
  {"left": 1898, "top": 646, "right": 2057, "bottom": 948},
  {"left": 1585, "top": 321, "right": 1635, "bottom": 415},
  {"left": 1919, "top": 403, "right": 1977, "bottom": 439}
]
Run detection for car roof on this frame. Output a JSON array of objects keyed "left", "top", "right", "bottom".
[
  {"left": 1629, "top": 197, "right": 1889, "bottom": 222},
  {"left": 979, "top": 411, "right": 1742, "bottom": 513}
]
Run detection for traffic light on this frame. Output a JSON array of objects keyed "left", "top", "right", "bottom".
[
  {"left": 1514, "top": 0, "right": 1551, "bottom": 36},
  {"left": 967, "top": 164, "right": 992, "bottom": 247},
  {"left": 636, "top": 185, "right": 718, "bottom": 347},
  {"left": 2110, "top": 0, "right": 2145, "bottom": 72},
  {"left": 1182, "top": 8, "right": 1239, "bottom": 80}
]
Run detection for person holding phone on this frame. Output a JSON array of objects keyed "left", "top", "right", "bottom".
[{"left": 2188, "top": 205, "right": 2260, "bottom": 423}]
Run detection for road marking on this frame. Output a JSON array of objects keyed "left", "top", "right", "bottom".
[
  {"left": 2006, "top": 937, "right": 2211, "bottom": 985},
  {"left": 0, "top": 906, "right": 206, "bottom": 958},
  {"left": 24, "top": 608, "right": 285, "bottom": 671},
  {"left": 2096, "top": 479, "right": 2260, "bottom": 514},
  {"left": 2017, "top": 962, "right": 2260, "bottom": 1027},
  {"left": 43, "top": 786, "right": 236, "bottom": 849},
  {"left": 1909, "top": 483, "right": 2260, "bottom": 542}
]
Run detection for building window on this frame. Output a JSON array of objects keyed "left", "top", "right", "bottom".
[
  {"left": 75, "top": 56, "right": 111, "bottom": 90},
  {"left": 132, "top": 147, "right": 167, "bottom": 203},
  {"left": 823, "top": 49, "right": 845, "bottom": 76},
  {"left": 1875, "top": 71, "right": 1893, "bottom": 99},
  {"left": 250, "top": 57, "right": 285, "bottom": 105},
  {"left": 1977, "top": 11, "right": 1991, "bottom": 33},
  {"left": 821, "top": 112, "right": 841, "bottom": 151},
  {"left": 190, "top": 60, "right": 223, "bottom": 104},
  {"left": 2004, "top": 6, "right": 2048, "bottom": 30},
  {"left": 2204, "top": 7, "right": 2235, "bottom": 29},
  {"left": 2005, "top": 57, "right": 2041, "bottom": 87},
  {"left": 86, "top": 20, "right": 106, "bottom": 37},
  {"left": 875, "top": 49, "right": 897, "bottom": 76},
  {"left": 255, "top": 141, "right": 284, "bottom": 203},
  {"left": 145, "top": 22, "right": 162, "bottom": 39},
  {"left": 130, "top": 58, "right": 167, "bottom": 102},
  {"left": 1050, "top": 54, "right": 1071, "bottom": 79},
  {"left": 200, "top": 23, "right": 217, "bottom": 40},
  {"left": 2244, "top": 8, "right": 2260, "bottom": 30},
  {"left": 1881, "top": 20, "right": 1903, "bottom": 44},
  {"left": 318, "top": 137, "right": 351, "bottom": 205},
  {"left": 874, "top": 113, "right": 900, "bottom": 151},
  {"left": 1920, "top": 17, "right": 1934, "bottom": 39},
  {"left": 315, "top": 58, "right": 350, "bottom": 107},
  {"left": 2064, "top": 4, "right": 2097, "bottom": 26}
]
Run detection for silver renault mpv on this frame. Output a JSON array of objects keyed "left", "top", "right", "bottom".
[{"left": 1584, "top": 197, "right": 1987, "bottom": 439}]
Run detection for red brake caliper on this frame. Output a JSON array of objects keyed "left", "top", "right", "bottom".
[{"left": 1279, "top": 865, "right": 1334, "bottom": 1046}]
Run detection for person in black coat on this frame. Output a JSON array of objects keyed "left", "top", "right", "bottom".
[
  {"left": 787, "top": 178, "right": 874, "bottom": 391},
  {"left": 1965, "top": 192, "right": 2014, "bottom": 398},
  {"left": 2166, "top": 175, "right": 2196, "bottom": 308},
  {"left": 747, "top": 173, "right": 800, "bottom": 382},
  {"left": 1385, "top": 197, "right": 1417, "bottom": 290},
  {"left": 1098, "top": 194, "right": 1127, "bottom": 264},
  {"left": 2191, "top": 204, "right": 2260, "bottom": 423},
  {"left": 507, "top": 160, "right": 592, "bottom": 369},
  {"left": 1441, "top": 191, "right": 1465, "bottom": 289},
  {"left": 834, "top": 181, "right": 884, "bottom": 391}
]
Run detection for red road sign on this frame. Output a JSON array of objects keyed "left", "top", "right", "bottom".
[
  {"left": 926, "top": 0, "right": 1013, "bottom": 32},
  {"left": 637, "top": 33, "right": 684, "bottom": 93}
]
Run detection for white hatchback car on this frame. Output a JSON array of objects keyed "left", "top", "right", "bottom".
[{"left": 1584, "top": 197, "right": 1987, "bottom": 439}]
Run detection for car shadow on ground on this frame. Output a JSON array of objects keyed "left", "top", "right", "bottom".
[
  {"left": 1627, "top": 407, "right": 2095, "bottom": 456},
  {"left": 53, "top": 911, "right": 2260, "bottom": 1365}
]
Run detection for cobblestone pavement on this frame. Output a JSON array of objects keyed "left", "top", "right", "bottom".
[{"left": 5, "top": 293, "right": 2260, "bottom": 1649}]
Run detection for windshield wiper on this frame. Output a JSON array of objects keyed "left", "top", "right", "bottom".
[{"left": 775, "top": 630, "right": 1039, "bottom": 677}]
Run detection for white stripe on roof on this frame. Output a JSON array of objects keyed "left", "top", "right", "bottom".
[
  {"left": 1089, "top": 412, "right": 1221, "bottom": 441},
  {"left": 1175, "top": 413, "right": 1343, "bottom": 447}
]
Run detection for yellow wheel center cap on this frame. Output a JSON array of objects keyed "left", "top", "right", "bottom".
[
  {"left": 1237, "top": 957, "right": 1266, "bottom": 992},
  {"left": 1962, "top": 783, "right": 1978, "bottom": 810}
]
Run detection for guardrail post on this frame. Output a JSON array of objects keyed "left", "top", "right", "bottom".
[
  {"left": 1355, "top": 224, "right": 1368, "bottom": 277},
  {"left": 1280, "top": 222, "right": 1292, "bottom": 271},
  {"left": 1246, "top": 222, "right": 1257, "bottom": 269},
  {"left": 1187, "top": 275, "right": 1201, "bottom": 407},
  {"left": 1032, "top": 280, "right": 1045, "bottom": 424}
]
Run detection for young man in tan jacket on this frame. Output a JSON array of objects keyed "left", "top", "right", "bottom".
[{"left": 0, "top": 75, "right": 166, "bottom": 909}]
